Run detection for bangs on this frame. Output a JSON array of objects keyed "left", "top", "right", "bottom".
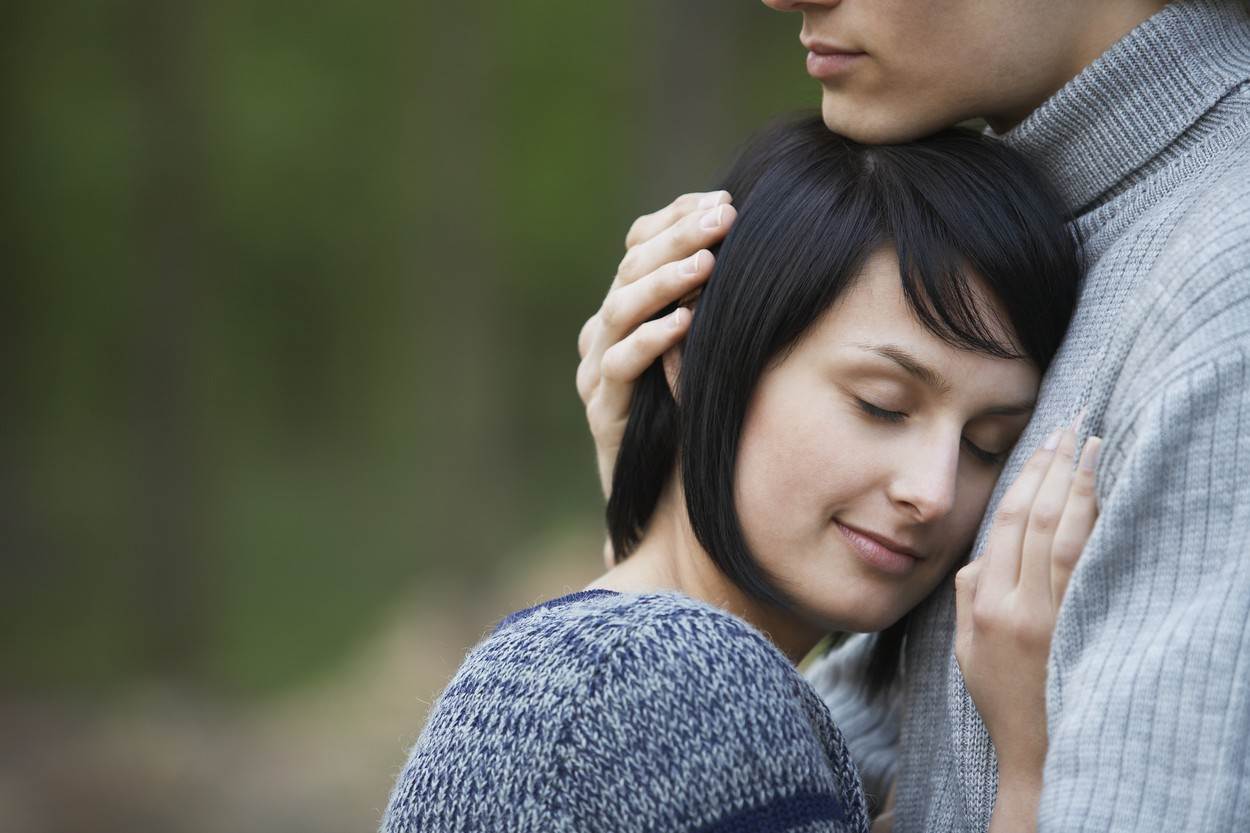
[{"left": 715, "top": 121, "right": 1077, "bottom": 372}]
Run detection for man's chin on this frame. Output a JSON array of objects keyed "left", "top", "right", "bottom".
[{"left": 819, "top": 92, "right": 949, "bottom": 145}]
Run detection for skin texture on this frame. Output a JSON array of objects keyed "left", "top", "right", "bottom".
[
  {"left": 593, "top": 248, "right": 1041, "bottom": 660},
  {"left": 760, "top": 0, "right": 1170, "bottom": 142}
]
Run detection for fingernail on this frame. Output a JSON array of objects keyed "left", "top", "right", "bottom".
[
  {"left": 1042, "top": 427, "right": 1062, "bottom": 451},
  {"left": 699, "top": 206, "right": 724, "bottom": 230},
  {"left": 1079, "top": 436, "right": 1103, "bottom": 471},
  {"left": 670, "top": 307, "right": 690, "bottom": 329},
  {"left": 679, "top": 251, "right": 704, "bottom": 276},
  {"left": 698, "top": 192, "right": 723, "bottom": 211}
]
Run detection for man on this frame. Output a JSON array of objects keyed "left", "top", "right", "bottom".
[{"left": 574, "top": 1, "right": 1250, "bottom": 830}]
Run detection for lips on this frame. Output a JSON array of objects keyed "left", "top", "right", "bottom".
[
  {"left": 802, "top": 38, "right": 866, "bottom": 79},
  {"left": 802, "top": 38, "right": 862, "bottom": 56},
  {"left": 837, "top": 520, "right": 921, "bottom": 557},
  {"left": 834, "top": 520, "right": 925, "bottom": 577}
]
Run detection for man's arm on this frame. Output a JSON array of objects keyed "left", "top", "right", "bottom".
[{"left": 1040, "top": 344, "right": 1250, "bottom": 829}]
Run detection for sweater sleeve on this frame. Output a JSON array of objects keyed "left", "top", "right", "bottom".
[
  {"left": 1037, "top": 196, "right": 1250, "bottom": 831},
  {"left": 553, "top": 608, "right": 868, "bottom": 833}
]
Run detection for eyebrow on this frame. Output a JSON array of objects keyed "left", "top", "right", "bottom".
[{"left": 852, "top": 342, "right": 1036, "bottom": 416}]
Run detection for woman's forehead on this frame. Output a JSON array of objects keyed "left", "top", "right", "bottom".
[{"left": 794, "top": 254, "right": 1040, "bottom": 398}]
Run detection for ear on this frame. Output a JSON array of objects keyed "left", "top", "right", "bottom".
[{"left": 661, "top": 343, "right": 683, "bottom": 401}]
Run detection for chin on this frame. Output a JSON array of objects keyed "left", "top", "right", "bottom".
[
  {"left": 804, "top": 595, "right": 908, "bottom": 635},
  {"left": 819, "top": 92, "right": 950, "bottom": 145},
  {"left": 837, "top": 607, "right": 906, "bottom": 634}
]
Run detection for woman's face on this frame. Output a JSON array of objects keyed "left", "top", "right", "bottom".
[{"left": 733, "top": 247, "right": 1039, "bottom": 632}]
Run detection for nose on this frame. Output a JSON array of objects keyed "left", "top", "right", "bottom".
[{"left": 886, "top": 432, "right": 960, "bottom": 523}]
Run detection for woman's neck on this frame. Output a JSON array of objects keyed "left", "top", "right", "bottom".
[{"left": 589, "top": 480, "right": 825, "bottom": 664}]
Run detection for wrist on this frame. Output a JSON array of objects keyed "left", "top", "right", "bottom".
[
  {"left": 989, "top": 769, "right": 1042, "bottom": 833},
  {"left": 997, "top": 765, "right": 1043, "bottom": 796},
  {"left": 996, "top": 750, "right": 1045, "bottom": 797},
  {"left": 990, "top": 726, "right": 1047, "bottom": 786}
]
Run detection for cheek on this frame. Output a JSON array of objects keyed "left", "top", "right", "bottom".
[
  {"left": 733, "top": 388, "right": 885, "bottom": 548},
  {"left": 733, "top": 401, "right": 843, "bottom": 543}
]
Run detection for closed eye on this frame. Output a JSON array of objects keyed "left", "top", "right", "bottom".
[
  {"left": 856, "top": 398, "right": 906, "bottom": 423},
  {"left": 857, "top": 398, "right": 1009, "bottom": 466},
  {"left": 962, "top": 437, "right": 1007, "bottom": 466}
]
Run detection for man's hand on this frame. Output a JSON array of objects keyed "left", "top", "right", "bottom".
[{"left": 576, "top": 190, "right": 736, "bottom": 499}]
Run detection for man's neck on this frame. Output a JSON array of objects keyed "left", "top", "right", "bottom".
[{"left": 986, "top": 0, "right": 1171, "bottom": 134}]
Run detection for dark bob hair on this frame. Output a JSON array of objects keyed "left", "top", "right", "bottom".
[{"left": 606, "top": 114, "right": 1081, "bottom": 692}]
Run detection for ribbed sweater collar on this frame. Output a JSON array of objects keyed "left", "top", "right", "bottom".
[{"left": 994, "top": 0, "right": 1250, "bottom": 214}]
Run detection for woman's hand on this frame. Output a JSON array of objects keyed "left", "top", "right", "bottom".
[
  {"left": 954, "top": 417, "right": 1102, "bottom": 832},
  {"left": 576, "top": 191, "right": 736, "bottom": 499}
]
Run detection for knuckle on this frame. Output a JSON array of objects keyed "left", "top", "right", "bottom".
[
  {"left": 971, "top": 602, "right": 1002, "bottom": 632},
  {"left": 577, "top": 317, "right": 597, "bottom": 356},
  {"left": 1013, "top": 616, "right": 1053, "bottom": 648},
  {"left": 600, "top": 346, "right": 626, "bottom": 381},
  {"left": 575, "top": 361, "right": 599, "bottom": 401},
  {"left": 1029, "top": 505, "right": 1062, "bottom": 534},
  {"left": 599, "top": 296, "right": 621, "bottom": 329},
  {"left": 994, "top": 501, "right": 1029, "bottom": 527},
  {"left": 625, "top": 217, "right": 647, "bottom": 249},
  {"left": 954, "top": 563, "right": 979, "bottom": 590},
  {"left": 616, "top": 248, "right": 640, "bottom": 282},
  {"left": 1051, "top": 538, "right": 1083, "bottom": 567}
]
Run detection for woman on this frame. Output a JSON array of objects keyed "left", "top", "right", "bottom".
[{"left": 382, "top": 116, "right": 1099, "bottom": 833}]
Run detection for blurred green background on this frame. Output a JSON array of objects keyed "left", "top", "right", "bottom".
[{"left": 3, "top": 1, "right": 813, "bottom": 830}]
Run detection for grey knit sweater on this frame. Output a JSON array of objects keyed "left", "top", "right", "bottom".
[
  {"left": 382, "top": 589, "right": 869, "bottom": 832},
  {"left": 808, "top": 2, "right": 1250, "bottom": 830}
]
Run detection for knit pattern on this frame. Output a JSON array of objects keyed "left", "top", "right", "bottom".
[
  {"left": 807, "top": 2, "right": 1250, "bottom": 831},
  {"left": 803, "top": 634, "right": 902, "bottom": 814},
  {"left": 381, "top": 590, "right": 869, "bottom": 833}
]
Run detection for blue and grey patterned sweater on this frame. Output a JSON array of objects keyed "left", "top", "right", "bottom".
[{"left": 381, "top": 589, "right": 868, "bottom": 832}]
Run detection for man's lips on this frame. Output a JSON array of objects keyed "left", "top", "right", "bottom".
[
  {"left": 802, "top": 38, "right": 866, "bottom": 79},
  {"left": 801, "top": 37, "right": 862, "bottom": 55}
]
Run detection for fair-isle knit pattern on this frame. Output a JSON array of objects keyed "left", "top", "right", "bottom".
[
  {"left": 381, "top": 589, "right": 869, "bottom": 833},
  {"left": 808, "top": 2, "right": 1250, "bottom": 831}
]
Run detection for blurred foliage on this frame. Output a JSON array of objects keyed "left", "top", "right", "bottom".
[{"left": 2, "top": 1, "right": 812, "bottom": 697}]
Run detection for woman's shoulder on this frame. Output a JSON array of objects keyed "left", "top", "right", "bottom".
[
  {"left": 484, "top": 588, "right": 799, "bottom": 690},
  {"left": 383, "top": 588, "right": 868, "bottom": 832},
  {"left": 420, "top": 588, "right": 795, "bottom": 727},
  {"left": 500, "top": 582, "right": 780, "bottom": 635},
  {"left": 503, "top": 589, "right": 867, "bottom": 829}
]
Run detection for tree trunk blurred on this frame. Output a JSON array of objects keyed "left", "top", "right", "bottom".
[{"left": 126, "top": 0, "right": 209, "bottom": 675}]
